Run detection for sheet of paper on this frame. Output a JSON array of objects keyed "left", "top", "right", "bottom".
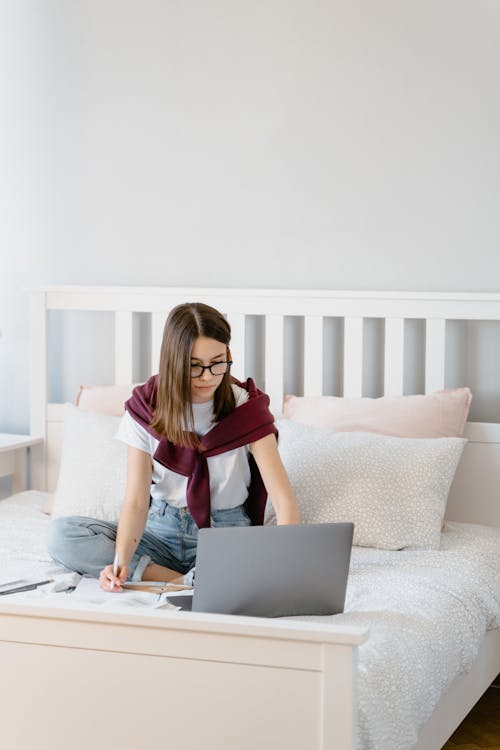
[
  {"left": 70, "top": 576, "right": 161, "bottom": 609},
  {"left": 69, "top": 576, "right": 187, "bottom": 611}
]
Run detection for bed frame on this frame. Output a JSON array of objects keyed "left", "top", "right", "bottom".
[{"left": 1, "top": 285, "right": 499, "bottom": 750}]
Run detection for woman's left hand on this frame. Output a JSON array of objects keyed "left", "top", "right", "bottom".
[{"left": 250, "top": 433, "right": 301, "bottom": 525}]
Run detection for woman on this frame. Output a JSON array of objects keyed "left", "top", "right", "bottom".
[{"left": 47, "top": 302, "right": 300, "bottom": 591}]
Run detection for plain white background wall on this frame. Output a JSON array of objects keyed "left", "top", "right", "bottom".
[{"left": 1, "top": 0, "right": 499, "bottom": 435}]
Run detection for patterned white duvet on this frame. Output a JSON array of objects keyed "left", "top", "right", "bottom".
[
  {"left": 1, "top": 491, "right": 499, "bottom": 750},
  {"left": 288, "top": 521, "right": 500, "bottom": 749}
]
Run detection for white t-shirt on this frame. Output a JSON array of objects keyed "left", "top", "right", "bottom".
[{"left": 115, "top": 384, "right": 251, "bottom": 510}]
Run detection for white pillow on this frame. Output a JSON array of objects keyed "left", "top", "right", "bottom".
[
  {"left": 51, "top": 403, "right": 127, "bottom": 522},
  {"left": 266, "top": 419, "right": 466, "bottom": 550}
]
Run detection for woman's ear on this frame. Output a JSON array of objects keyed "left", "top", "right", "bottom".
[{"left": 227, "top": 346, "right": 233, "bottom": 362}]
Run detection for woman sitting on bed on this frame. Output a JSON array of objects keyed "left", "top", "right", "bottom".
[{"left": 47, "top": 302, "right": 300, "bottom": 591}]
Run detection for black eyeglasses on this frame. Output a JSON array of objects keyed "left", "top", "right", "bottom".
[{"left": 190, "top": 361, "right": 233, "bottom": 378}]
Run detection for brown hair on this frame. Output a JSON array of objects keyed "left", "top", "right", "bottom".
[{"left": 151, "top": 302, "right": 235, "bottom": 448}]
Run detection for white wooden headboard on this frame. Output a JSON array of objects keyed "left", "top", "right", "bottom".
[{"left": 28, "top": 286, "right": 500, "bottom": 527}]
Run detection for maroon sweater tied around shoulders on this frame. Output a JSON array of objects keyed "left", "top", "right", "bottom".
[{"left": 124, "top": 375, "right": 278, "bottom": 529}]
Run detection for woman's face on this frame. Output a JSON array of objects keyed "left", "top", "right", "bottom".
[{"left": 190, "top": 336, "right": 228, "bottom": 403}]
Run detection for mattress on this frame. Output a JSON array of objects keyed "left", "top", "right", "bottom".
[{"left": 1, "top": 490, "right": 499, "bottom": 750}]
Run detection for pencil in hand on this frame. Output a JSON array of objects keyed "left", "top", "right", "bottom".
[{"left": 110, "top": 552, "right": 119, "bottom": 592}]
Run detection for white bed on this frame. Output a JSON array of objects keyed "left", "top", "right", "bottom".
[{"left": 1, "top": 285, "right": 499, "bottom": 750}]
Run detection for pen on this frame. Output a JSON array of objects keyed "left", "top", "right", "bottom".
[
  {"left": 0, "top": 580, "right": 54, "bottom": 596},
  {"left": 110, "top": 552, "right": 119, "bottom": 592},
  {"left": 0, "top": 579, "right": 25, "bottom": 590}
]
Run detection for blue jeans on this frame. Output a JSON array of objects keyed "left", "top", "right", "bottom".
[{"left": 46, "top": 501, "right": 251, "bottom": 582}]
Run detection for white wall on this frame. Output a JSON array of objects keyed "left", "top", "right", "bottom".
[{"left": 1, "top": 0, "right": 500, "bottom": 435}]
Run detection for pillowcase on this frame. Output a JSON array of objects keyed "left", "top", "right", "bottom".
[
  {"left": 265, "top": 419, "right": 466, "bottom": 550},
  {"left": 75, "top": 384, "right": 137, "bottom": 416},
  {"left": 42, "top": 388, "right": 135, "bottom": 515},
  {"left": 283, "top": 388, "right": 472, "bottom": 438},
  {"left": 50, "top": 403, "right": 127, "bottom": 522}
]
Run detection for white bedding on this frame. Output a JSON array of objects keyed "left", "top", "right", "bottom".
[
  {"left": 292, "top": 523, "right": 500, "bottom": 749},
  {"left": 1, "top": 491, "right": 499, "bottom": 750}
]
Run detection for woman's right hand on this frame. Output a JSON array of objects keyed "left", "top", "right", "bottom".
[{"left": 99, "top": 562, "right": 129, "bottom": 592}]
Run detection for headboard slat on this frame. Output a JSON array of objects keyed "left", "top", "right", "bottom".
[
  {"left": 151, "top": 312, "right": 167, "bottom": 376},
  {"left": 265, "top": 315, "right": 284, "bottom": 415},
  {"left": 384, "top": 318, "right": 405, "bottom": 397},
  {"left": 343, "top": 317, "right": 363, "bottom": 398},
  {"left": 425, "top": 318, "right": 446, "bottom": 393},
  {"left": 114, "top": 311, "right": 133, "bottom": 384},
  {"left": 226, "top": 313, "right": 246, "bottom": 382},
  {"left": 304, "top": 316, "right": 324, "bottom": 397}
]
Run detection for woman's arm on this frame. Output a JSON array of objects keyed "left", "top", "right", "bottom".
[
  {"left": 250, "top": 433, "right": 300, "bottom": 525},
  {"left": 100, "top": 446, "right": 152, "bottom": 590},
  {"left": 115, "top": 445, "right": 153, "bottom": 563}
]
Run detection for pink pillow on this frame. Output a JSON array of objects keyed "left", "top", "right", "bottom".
[
  {"left": 283, "top": 388, "right": 472, "bottom": 438},
  {"left": 75, "top": 383, "right": 139, "bottom": 416}
]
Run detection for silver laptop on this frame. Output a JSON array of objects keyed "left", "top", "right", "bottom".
[{"left": 167, "top": 522, "right": 354, "bottom": 618}]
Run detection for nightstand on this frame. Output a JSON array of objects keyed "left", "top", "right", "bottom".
[{"left": 0, "top": 434, "right": 43, "bottom": 493}]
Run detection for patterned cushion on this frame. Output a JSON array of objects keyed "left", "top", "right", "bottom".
[{"left": 266, "top": 420, "right": 466, "bottom": 550}]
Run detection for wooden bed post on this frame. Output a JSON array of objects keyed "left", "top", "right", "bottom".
[
  {"left": 29, "top": 290, "right": 47, "bottom": 490},
  {"left": 320, "top": 643, "right": 358, "bottom": 750}
]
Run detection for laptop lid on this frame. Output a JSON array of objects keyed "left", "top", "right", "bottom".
[{"left": 179, "top": 522, "right": 353, "bottom": 618}]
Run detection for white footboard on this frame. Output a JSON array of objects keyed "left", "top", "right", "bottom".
[{"left": 0, "top": 603, "right": 367, "bottom": 750}]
